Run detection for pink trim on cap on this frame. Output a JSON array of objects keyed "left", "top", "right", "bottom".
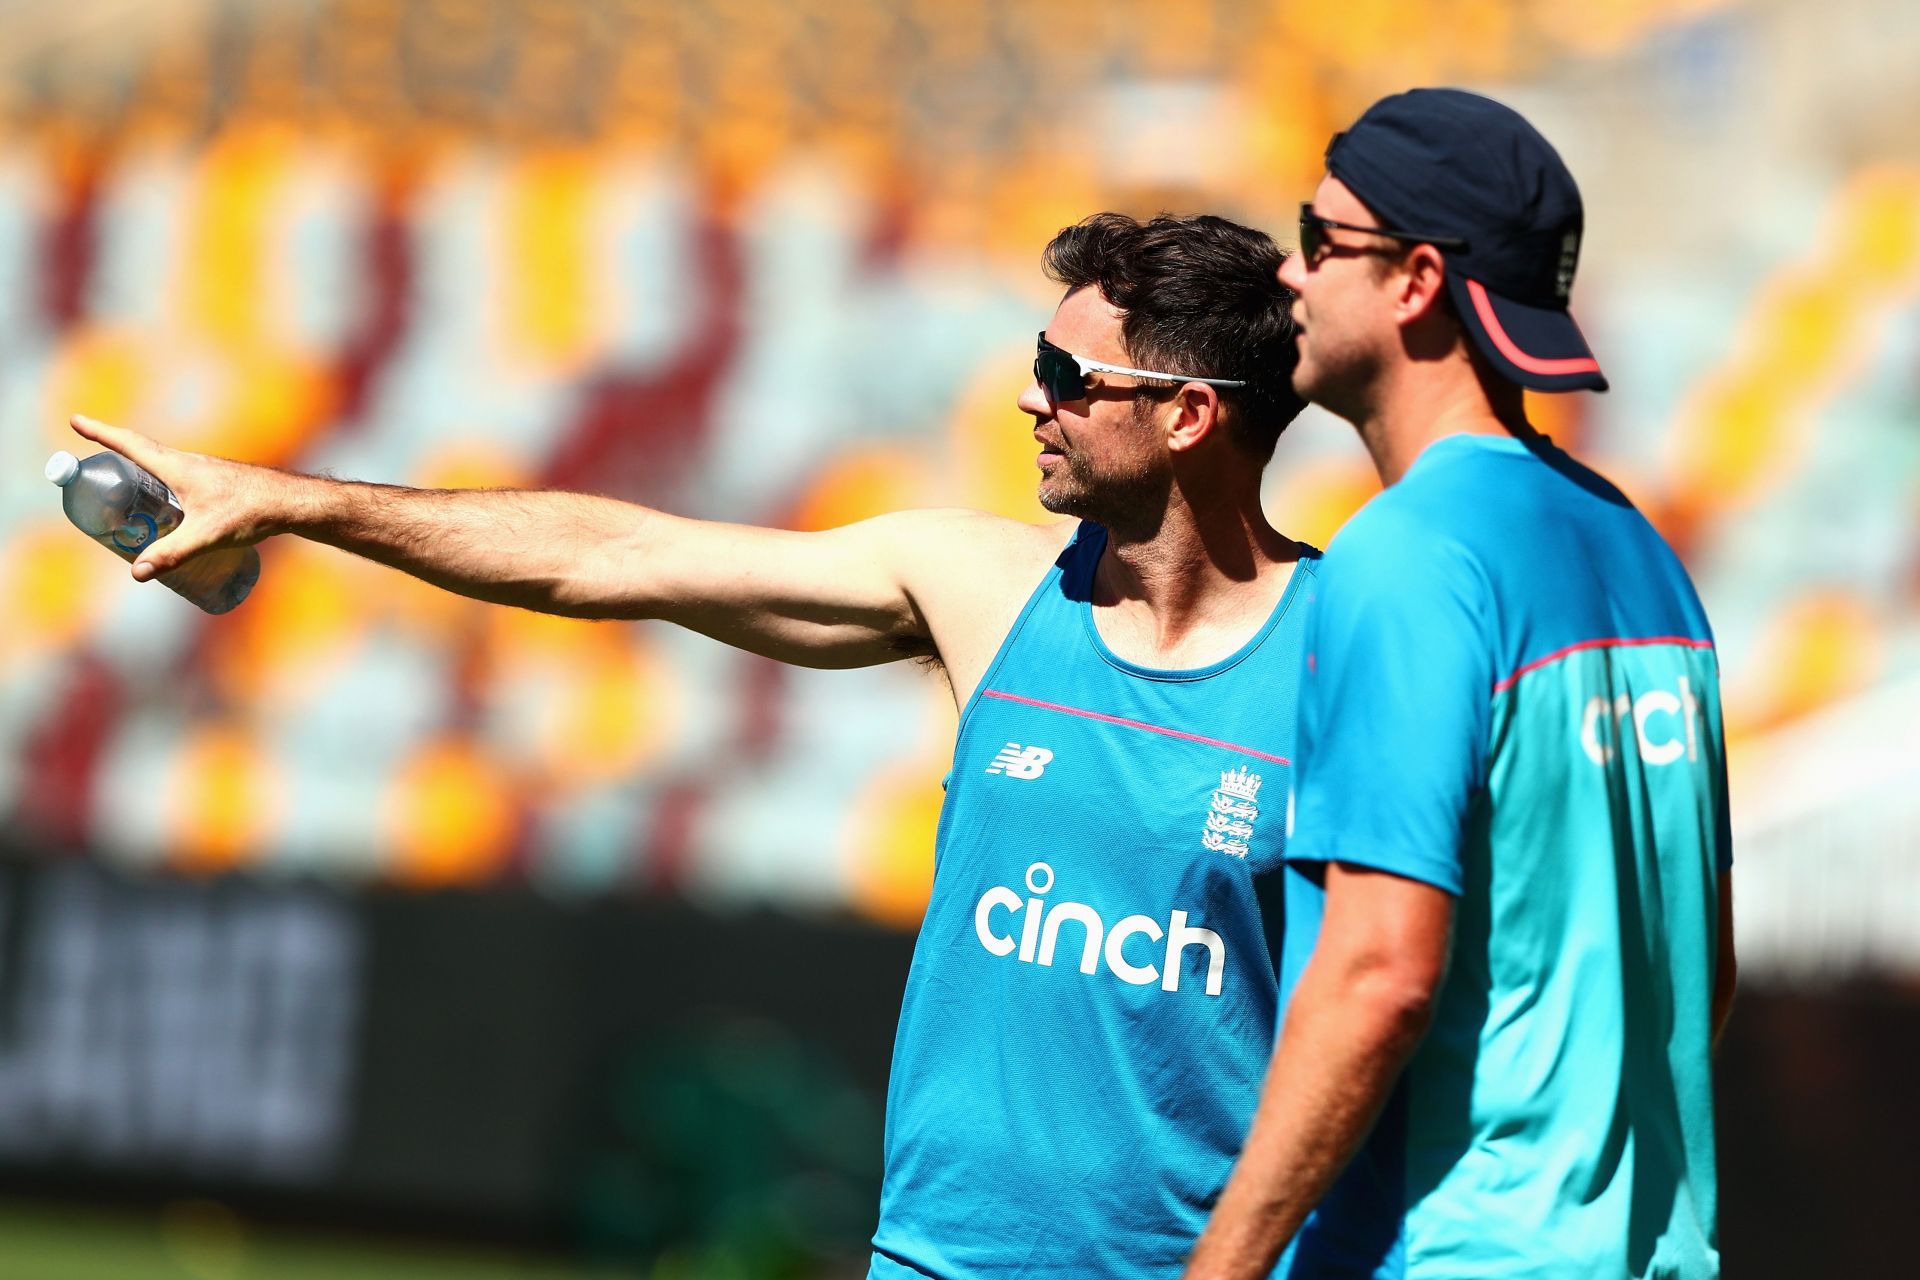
[{"left": 1464, "top": 279, "right": 1602, "bottom": 377}]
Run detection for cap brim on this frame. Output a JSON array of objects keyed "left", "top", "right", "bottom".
[{"left": 1448, "top": 274, "right": 1608, "bottom": 393}]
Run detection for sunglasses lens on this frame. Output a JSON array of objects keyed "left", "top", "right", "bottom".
[
  {"left": 1034, "top": 345, "right": 1085, "bottom": 402},
  {"left": 1299, "top": 208, "right": 1324, "bottom": 262}
]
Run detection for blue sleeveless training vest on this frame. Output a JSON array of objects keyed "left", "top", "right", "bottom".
[{"left": 871, "top": 521, "right": 1318, "bottom": 1280}]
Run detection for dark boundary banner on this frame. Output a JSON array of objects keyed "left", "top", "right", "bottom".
[
  {"left": 1716, "top": 981, "right": 1920, "bottom": 1280},
  {"left": 0, "top": 854, "right": 1913, "bottom": 1276},
  {"left": 0, "top": 854, "right": 908, "bottom": 1264}
]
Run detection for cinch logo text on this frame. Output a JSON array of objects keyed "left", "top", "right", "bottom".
[
  {"left": 1580, "top": 676, "right": 1702, "bottom": 767},
  {"left": 972, "top": 862, "right": 1226, "bottom": 997}
]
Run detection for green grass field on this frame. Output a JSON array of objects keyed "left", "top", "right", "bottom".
[{"left": 0, "top": 1200, "right": 632, "bottom": 1280}]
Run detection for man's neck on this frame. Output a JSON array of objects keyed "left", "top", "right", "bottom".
[
  {"left": 1352, "top": 359, "right": 1530, "bottom": 487},
  {"left": 1089, "top": 482, "right": 1299, "bottom": 667}
]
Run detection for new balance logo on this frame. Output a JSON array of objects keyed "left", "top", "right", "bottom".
[{"left": 986, "top": 743, "right": 1053, "bottom": 779}]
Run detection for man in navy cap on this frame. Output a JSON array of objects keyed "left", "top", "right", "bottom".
[{"left": 1185, "top": 89, "right": 1735, "bottom": 1279}]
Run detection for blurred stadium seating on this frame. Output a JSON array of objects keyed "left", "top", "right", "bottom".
[
  {"left": 0, "top": 0, "right": 1909, "bottom": 950},
  {"left": 0, "top": 1, "right": 1916, "bottom": 1271}
]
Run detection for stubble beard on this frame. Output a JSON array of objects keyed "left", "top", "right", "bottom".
[
  {"left": 1292, "top": 329, "right": 1381, "bottom": 430},
  {"left": 1035, "top": 400, "right": 1171, "bottom": 543}
]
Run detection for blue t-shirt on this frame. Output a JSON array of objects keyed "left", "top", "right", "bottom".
[
  {"left": 872, "top": 523, "right": 1316, "bottom": 1280},
  {"left": 1280, "top": 434, "right": 1728, "bottom": 1280}
]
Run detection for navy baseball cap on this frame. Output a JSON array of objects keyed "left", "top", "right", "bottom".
[{"left": 1325, "top": 88, "right": 1608, "bottom": 393}]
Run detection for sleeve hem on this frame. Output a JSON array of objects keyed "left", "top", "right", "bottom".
[{"left": 1284, "top": 846, "right": 1463, "bottom": 898}]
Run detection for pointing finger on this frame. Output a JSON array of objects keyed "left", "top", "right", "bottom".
[{"left": 71, "top": 414, "right": 169, "bottom": 475}]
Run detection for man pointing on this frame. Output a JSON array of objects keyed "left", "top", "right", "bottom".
[{"left": 76, "top": 211, "right": 1320, "bottom": 1278}]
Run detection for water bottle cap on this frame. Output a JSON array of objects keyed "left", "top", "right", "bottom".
[{"left": 45, "top": 451, "right": 80, "bottom": 486}]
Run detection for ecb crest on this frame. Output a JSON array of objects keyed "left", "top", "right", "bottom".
[{"left": 1202, "top": 765, "right": 1262, "bottom": 859}]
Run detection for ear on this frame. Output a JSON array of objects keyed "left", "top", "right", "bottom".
[
  {"left": 1395, "top": 243, "right": 1451, "bottom": 326},
  {"left": 1163, "top": 382, "right": 1223, "bottom": 454}
]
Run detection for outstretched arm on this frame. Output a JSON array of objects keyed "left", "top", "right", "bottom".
[
  {"left": 70, "top": 415, "right": 1051, "bottom": 673},
  {"left": 1183, "top": 865, "right": 1454, "bottom": 1280}
]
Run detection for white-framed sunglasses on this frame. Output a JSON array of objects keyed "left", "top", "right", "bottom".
[{"left": 1034, "top": 332, "right": 1247, "bottom": 403}]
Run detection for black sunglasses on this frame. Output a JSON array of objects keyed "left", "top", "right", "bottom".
[
  {"left": 1033, "top": 332, "right": 1247, "bottom": 404},
  {"left": 1298, "top": 202, "right": 1469, "bottom": 264}
]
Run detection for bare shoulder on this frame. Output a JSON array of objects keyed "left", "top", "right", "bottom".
[
  {"left": 883, "top": 508, "right": 1073, "bottom": 602},
  {"left": 876, "top": 508, "right": 1077, "bottom": 707},
  {"left": 878, "top": 507, "right": 1072, "bottom": 565}
]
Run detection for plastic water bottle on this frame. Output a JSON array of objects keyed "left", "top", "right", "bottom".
[{"left": 45, "top": 450, "right": 260, "bottom": 615}]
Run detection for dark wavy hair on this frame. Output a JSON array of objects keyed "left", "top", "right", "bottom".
[{"left": 1041, "top": 212, "right": 1305, "bottom": 461}]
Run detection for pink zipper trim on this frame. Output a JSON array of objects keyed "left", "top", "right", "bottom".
[
  {"left": 1494, "top": 635, "right": 1715, "bottom": 694},
  {"left": 981, "top": 689, "right": 1290, "bottom": 765}
]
